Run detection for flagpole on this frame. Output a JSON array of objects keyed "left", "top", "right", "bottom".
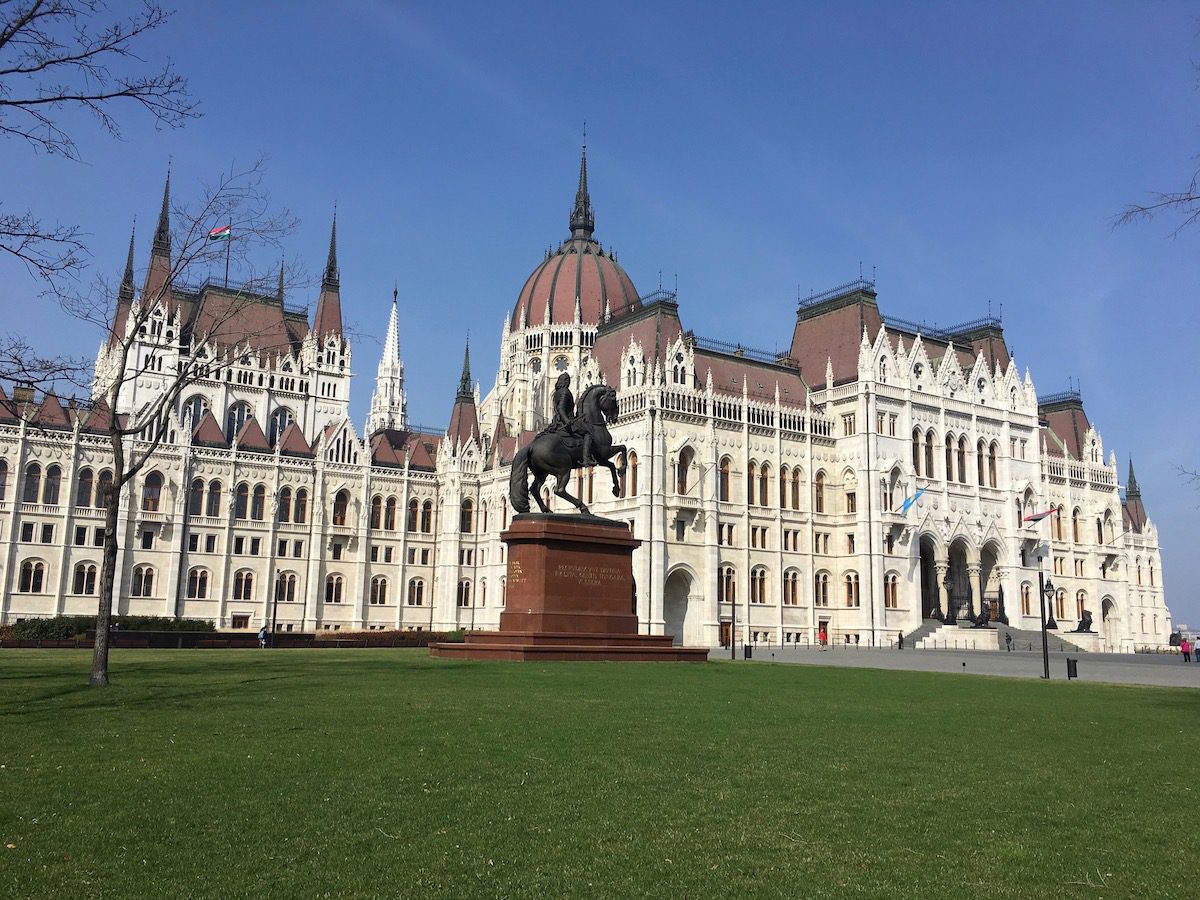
[{"left": 224, "top": 230, "right": 231, "bottom": 289}]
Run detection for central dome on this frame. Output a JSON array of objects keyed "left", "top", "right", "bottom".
[{"left": 509, "top": 147, "right": 640, "bottom": 330}]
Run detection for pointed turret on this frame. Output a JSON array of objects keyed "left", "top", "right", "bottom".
[
  {"left": 457, "top": 341, "right": 473, "bottom": 402},
  {"left": 383, "top": 286, "right": 401, "bottom": 362},
  {"left": 119, "top": 224, "right": 136, "bottom": 303},
  {"left": 141, "top": 168, "right": 174, "bottom": 307},
  {"left": 569, "top": 137, "right": 595, "bottom": 239},
  {"left": 152, "top": 169, "right": 171, "bottom": 256},
  {"left": 366, "top": 286, "right": 408, "bottom": 435},
  {"left": 322, "top": 211, "right": 339, "bottom": 289},
  {"left": 312, "top": 212, "right": 344, "bottom": 338},
  {"left": 1123, "top": 457, "right": 1149, "bottom": 534},
  {"left": 276, "top": 259, "right": 285, "bottom": 306},
  {"left": 447, "top": 339, "right": 479, "bottom": 450}
]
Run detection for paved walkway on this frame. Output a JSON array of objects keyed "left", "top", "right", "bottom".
[{"left": 726, "top": 645, "right": 1200, "bottom": 688}]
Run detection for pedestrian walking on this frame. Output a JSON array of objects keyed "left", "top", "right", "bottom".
[
  {"left": 897, "top": 631, "right": 904, "bottom": 650},
  {"left": 258, "top": 625, "right": 268, "bottom": 649},
  {"left": 1005, "top": 632, "right": 1014, "bottom": 652},
  {"left": 1181, "top": 636, "right": 1192, "bottom": 663}
]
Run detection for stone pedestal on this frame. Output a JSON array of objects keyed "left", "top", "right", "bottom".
[{"left": 430, "top": 514, "right": 708, "bottom": 662}]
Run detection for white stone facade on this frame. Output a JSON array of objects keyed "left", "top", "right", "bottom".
[{"left": 0, "top": 170, "right": 1172, "bottom": 651}]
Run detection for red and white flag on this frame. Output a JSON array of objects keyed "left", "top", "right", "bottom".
[{"left": 1023, "top": 509, "right": 1055, "bottom": 523}]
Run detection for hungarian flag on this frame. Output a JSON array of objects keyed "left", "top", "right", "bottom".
[
  {"left": 1023, "top": 509, "right": 1056, "bottom": 523},
  {"left": 208, "top": 224, "right": 232, "bottom": 241}
]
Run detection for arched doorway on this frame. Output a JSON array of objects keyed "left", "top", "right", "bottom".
[
  {"left": 1102, "top": 596, "right": 1118, "bottom": 650},
  {"left": 947, "top": 539, "right": 972, "bottom": 624},
  {"left": 919, "top": 535, "right": 941, "bottom": 620},
  {"left": 663, "top": 568, "right": 701, "bottom": 646},
  {"left": 980, "top": 541, "right": 1003, "bottom": 622}
]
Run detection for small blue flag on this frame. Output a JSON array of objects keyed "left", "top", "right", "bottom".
[{"left": 899, "top": 486, "right": 926, "bottom": 515}]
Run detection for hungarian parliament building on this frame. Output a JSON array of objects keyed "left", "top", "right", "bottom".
[{"left": 0, "top": 151, "right": 1173, "bottom": 651}]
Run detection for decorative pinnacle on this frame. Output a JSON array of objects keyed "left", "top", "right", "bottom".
[
  {"left": 119, "top": 221, "right": 136, "bottom": 301},
  {"left": 152, "top": 168, "right": 171, "bottom": 256},
  {"left": 276, "top": 259, "right": 285, "bottom": 305},
  {"left": 1127, "top": 458, "right": 1140, "bottom": 497},
  {"left": 569, "top": 133, "right": 595, "bottom": 239},
  {"left": 456, "top": 340, "right": 473, "bottom": 402},
  {"left": 323, "top": 209, "right": 339, "bottom": 289}
]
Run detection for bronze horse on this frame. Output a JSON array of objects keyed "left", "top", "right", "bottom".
[{"left": 509, "top": 384, "right": 626, "bottom": 515}]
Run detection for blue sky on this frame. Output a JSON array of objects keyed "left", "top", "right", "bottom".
[{"left": 4, "top": 1, "right": 1198, "bottom": 626}]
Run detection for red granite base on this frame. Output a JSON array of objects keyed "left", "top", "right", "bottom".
[{"left": 430, "top": 514, "right": 708, "bottom": 663}]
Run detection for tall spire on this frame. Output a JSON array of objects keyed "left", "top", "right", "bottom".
[
  {"left": 312, "top": 211, "right": 344, "bottom": 337},
  {"left": 152, "top": 167, "right": 171, "bottom": 256},
  {"left": 382, "top": 286, "right": 400, "bottom": 363},
  {"left": 365, "top": 285, "right": 408, "bottom": 435},
  {"left": 276, "top": 259, "right": 285, "bottom": 306},
  {"left": 447, "top": 336, "right": 479, "bottom": 449},
  {"left": 569, "top": 131, "right": 595, "bottom": 239},
  {"left": 1127, "top": 458, "right": 1141, "bottom": 498},
  {"left": 323, "top": 209, "right": 339, "bottom": 289},
  {"left": 457, "top": 340, "right": 473, "bottom": 401},
  {"left": 119, "top": 222, "right": 136, "bottom": 302}
]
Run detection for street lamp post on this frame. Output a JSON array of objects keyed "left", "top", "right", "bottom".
[{"left": 1038, "top": 572, "right": 1054, "bottom": 679}]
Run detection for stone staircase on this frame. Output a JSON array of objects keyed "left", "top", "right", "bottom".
[
  {"left": 913, "top": 619, "right": 1087, "bottom": 653},
  {"left": 914, "top": 621, "right": 1000, "bottom": 651},
  {"left": 994, "top": 623, "right": 1086, "bottom": 654},
  {"left": 902, "top": 619, "right": 945, "bottom": 648}
]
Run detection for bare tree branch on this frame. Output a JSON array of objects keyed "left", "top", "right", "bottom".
[
  {"left": 0, "top": 1, "right": 198, "bottom": 364},
  {"left": 0, "top": 203, "right": 86, "bottom": 283},
  {"left": 65, "top": 158, "right": 301, "bottom": 686},
  {"left": 0, "top": 330, "right": 88, "bottom": 387},
  {"left": 0, "top": 0, "right": 198, "bottom": 159},
  {"left": 1115, "top": 169, "right": 1200, "bottom": 235}
]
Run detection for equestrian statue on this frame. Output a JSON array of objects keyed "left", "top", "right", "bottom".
[{"left": 509, "top": 374, "right": 627, "bottom": 516}]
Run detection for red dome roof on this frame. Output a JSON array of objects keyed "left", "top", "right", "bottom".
[
  {"left": 510, "top": 237, "right": 640, "bottom": 329},
  {"left": 510, "top": 143, "right": 641, "bottom": 330}
]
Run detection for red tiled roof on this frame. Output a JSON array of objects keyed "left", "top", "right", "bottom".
[
  {"left": 591, "top": 302, "right": 683, "bottom": 387},
  {"left": 276, "top": 421, "right": 313, "bottom": 457},
  {"left": 187, "top": 290, "right": 300, "bottom": 356},
  {"left": 313, "top": 283, "right": 342, "bottom": 338},
  {"left": 368, "top": 429, "right": 442, "bottom": 470},
  {"left": 1041, "top": 405, "right": 1091, "bottom": 461},
  {"left": 789, "top": 297, "right": 882, "bottom": 389},
  {"left": 511, "top": 237, "right": 640, "bottom": 329},
  {"left": 1123, "top": 496, "right": 1147, "bottom": 534},
  {"left": 488, "top": 415, "right": 518, "bottom": 467},
  {"left": 696, "top": 350, "right": 806, "bottom": 405},
  {"left": 0, "top": 386, "right": 17, "bottom": 424},
  {"left": 81, "top": 400, "right": 114, "bottom": 434},
  {"left": 448, "top": 397, "right": 480, "bottom": 449},
  {"left": 234, "top": 416, "right": 270, "bottom": 452},
  {"left": 32, "top": 394, "right": 71, "bottom": 429},
  {"left": 192, "top": 410, "right": 228, "bottom": 447}
]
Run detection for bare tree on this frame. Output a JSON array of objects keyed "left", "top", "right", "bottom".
[
  {"left": 0, "top": 0, "right": 197, "bottom": 357},
  {"left": 1116, "top": 171, "right": 1200, "bottom": 234},
  {"left": 67, "top": 159, "right": 296, "bottom": 686},
  {"left": 0, "top": 330, "right": 87, "bottom": 385}
]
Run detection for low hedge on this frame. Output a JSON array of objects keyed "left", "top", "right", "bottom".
[
  {"left": 8, "top": 615, "right": 216, "bottom": 640},
  {"left": 312, "top": 629, "right": 465, "bottom": 646}
]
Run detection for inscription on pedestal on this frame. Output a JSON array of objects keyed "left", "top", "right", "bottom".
[{"left": 555, "top": 563, "right": 622, "bottom": 589}]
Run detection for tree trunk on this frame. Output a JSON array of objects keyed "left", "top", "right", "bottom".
[{"left": 90, "top": 431, "right": 125, "bottom": 686}]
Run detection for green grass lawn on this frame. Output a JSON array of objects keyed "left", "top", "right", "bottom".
[{"left": 1, "top": 650, "right": 1196, "bottom": 899}]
